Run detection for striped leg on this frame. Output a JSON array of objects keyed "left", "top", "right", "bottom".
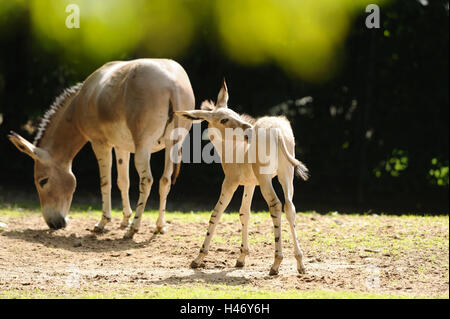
[
  {"left": 123, "top": 144, "right": 154, "bottom": 239},
  {"left": 278, "top": 167, "right": 306, "bottom": 274},
  {"left": 91, "top": 143, "right": 113, "bottom": 233},
  {"left": 190, "top": 178, "right": 238, "bottom": 268},
  {"left": 236, "top": 185, "right": 255, "bottom": 268},
  {"left": 155, "top": 139, "right": 175, "bottom": 234},
  {"left": 258, "top": 175, "right": 284, "bottom": 275},
  {"left": 114, "top": 148, "right": 132, "bottom": 229}
]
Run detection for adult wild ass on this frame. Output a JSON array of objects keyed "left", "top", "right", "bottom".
[
  {"left": 175, "top": 80, "right": 309, "bottom": 275},
  {"left": 8, "top": 59, "right": 195, "bottom": 238}
]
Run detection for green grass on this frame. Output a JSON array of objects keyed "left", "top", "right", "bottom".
[{"left": 0, "top": 284, "right": 442, "bottom": 299}]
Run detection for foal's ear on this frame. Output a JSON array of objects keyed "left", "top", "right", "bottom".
[
  {"left": 216, "top": 79, "right": 228, "bottom": 108},
  {"left": 8, "top": 131, "right": 49, "bottom": 162},
  {"left": 174, "top": 110, "right": 212, "bottom": 123}
]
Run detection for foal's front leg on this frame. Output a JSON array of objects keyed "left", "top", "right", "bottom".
[
  {"left": 91, "top": 143, "right": 113, "bottom": 233},
  {"left": 190, "top": 179, "right": 238, "bottom": 268},
  {"left": 236, "top": 185, "right": 255, "bottom": 268}
]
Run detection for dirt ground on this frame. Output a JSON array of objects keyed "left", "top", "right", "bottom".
[{"left": 0, "top": 212, "right": 448, "bottom": 298}]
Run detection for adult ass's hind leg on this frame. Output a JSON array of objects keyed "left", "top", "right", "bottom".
[
  {"left": 91, "top": 143, "right": 113, "bottom": 233},
  {"left": 236, "top": 185, "right": 255, "bottom": 268},
  {"left": 123, "top": 141, "right": 155, "bottom": 239},
  {"left": 191, "top": 178, "right": 239, "bottom": 268},
  {"left": 114, "top": 148, "right": 133, "bottom": 229},
  {"left": 154, "top": 138, "right": 177, "bottom": 234},
  {"left": 257, "top": 174, "right": 284, "bottom": 275},
  {"left": 278, "top": 165, "right": 306, "bottom": 274}
]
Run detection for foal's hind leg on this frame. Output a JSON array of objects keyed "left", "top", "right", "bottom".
[
  {"left": 278, "top": 166, "right": 306, "bottom": 274},
  {"left": 114, "top": 148, "right": 132, "bottom": 229},
  {"left": 236, "top": 185, "right": 255, "bottom": 268},
  {"left": 257, "top": 174, "right": 284, "bottom": 275},
  {"left": 91, "top": 143, "right": 113, "bottom": 233}
]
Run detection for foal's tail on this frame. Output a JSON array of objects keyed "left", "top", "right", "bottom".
[{"left": 276, "top": 130, "right": 309, "bottom": 181}]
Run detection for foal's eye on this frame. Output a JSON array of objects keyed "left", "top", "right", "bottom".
[
  {"left": 39, "top": 178, "right": 49, "bottom": 188},
  {"left": 220, "top": 119, "right": 229, "bottom": 124}
]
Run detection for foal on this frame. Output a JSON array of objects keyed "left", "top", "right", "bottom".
[{"left": 176, "top": 80, "right": 309, "bottom": 275}]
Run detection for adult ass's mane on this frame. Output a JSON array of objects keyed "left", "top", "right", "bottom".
[{"left": 33, "top": 82, "right": 83, "bottom": 146}]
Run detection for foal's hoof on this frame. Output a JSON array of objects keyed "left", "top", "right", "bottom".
[
  {"left": 119, "top": 222, "right": 129, "bottom": 230},
  {"left": 154, "top": 226, "right": 167, "bottom": 234},
  {"left": 269, "top": 268, "right": 279, "bottom": 276},
  {"left": 190, "top": 260, "right": 201, "bottom": 269},
  {"left": 123, "top": 228, "right": 137, "bottom": 239},
  {"left": 298, "top": 266, "right": 306, "bottom": 274},
  {"left": 235, "top": 260, "right": 245, "bottom": 268}
]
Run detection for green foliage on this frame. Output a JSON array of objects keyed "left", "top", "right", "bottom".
[
  {"left": 429, "top": 158, "right": 449, "bottom": 186},
  {"left": 3, "top": 0, "right": 386, "bottom": 81}
]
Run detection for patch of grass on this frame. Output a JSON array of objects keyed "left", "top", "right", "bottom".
[{"left": 0, "top": 284, "right": 442, "bottom": 299}]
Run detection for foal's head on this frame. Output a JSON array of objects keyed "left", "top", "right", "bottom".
[
  {"left": 8, "top": 132, "right": 75, "bottom": 229},
  {"left": 175, "top": 80, "right": 253, "bottom": 141}
]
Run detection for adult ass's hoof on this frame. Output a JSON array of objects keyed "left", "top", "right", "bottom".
[
  {"left": 190, "top": 260, "right": 201, "bottom": 269},
  {"left": 154, "top": 225, "right": 167, "bottom": 234},
  {"left": 269, "top": 268, "right": 279, "bottom": 276},
  {"left": 92, "top": 225, "right": 105, "bottom": 233},
  {"left": 235, "top": 260, "right": 245, "bottom": 268},
  {"left": 123, "top": 227, "right": 137, "bottom": 239},
  {"left": 298, "top": 266, "right": 306, "bottom": 274}
]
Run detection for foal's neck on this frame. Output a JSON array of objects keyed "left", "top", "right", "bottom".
[{"left": 39, "top": 99, "right": 87, "bottom": 168}]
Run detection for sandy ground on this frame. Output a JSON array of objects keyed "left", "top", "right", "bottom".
[{"left": 0, "top": 213, "right": 448, "bottom": 298}]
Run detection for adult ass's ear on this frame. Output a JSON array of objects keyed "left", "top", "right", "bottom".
[
  {"left": 200, "top": 100, "right": 215, "bottom": 111},
  {"left": 174, "top": 110, "right": 212, "bottom": 123},
  {"left": 216, "top": 79, "right": 228, "bottom": 108},
  {"left": 8, "top": 131, "right": 50, "bottom": 162}
]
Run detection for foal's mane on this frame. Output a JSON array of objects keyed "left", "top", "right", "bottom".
[
  {"left": 240, "top": 113, "right": 257, "bottom": 125},
  {"left": 33, "top": 82, "right": 83, "bottom": 146}
]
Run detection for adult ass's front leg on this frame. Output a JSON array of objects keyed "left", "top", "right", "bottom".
[
  {"left": 114, "top": 148, "right": 133, "bottom": 229},
  {"left": 123, "top": 143, "right": 155, "bottom": 239},
  {"left": 92, "top": 143, "right": 113, "bottom": 233},
  {"left": 191, "top": 178, "right": 239, "bottom": 268},
  {"left": 257, "top": 174, "right": 284, "bottom": 275},
  {"left": 235, "top": 185, "right": 255, "bottom": 268}
]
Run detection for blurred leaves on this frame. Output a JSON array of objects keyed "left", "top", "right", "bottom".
[{"left": 2, "top": 0, "right": 386, "bottom": 82}]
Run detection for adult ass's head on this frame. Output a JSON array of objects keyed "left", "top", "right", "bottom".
[
  {"left": 8, "top": 131, "right": 76, "bottom": 229},
  {"left": 175, "top": 80, "right": 253, "bottom": 139}
]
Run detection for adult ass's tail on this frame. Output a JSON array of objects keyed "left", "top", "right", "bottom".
[
  {"left": 276, "top": 129, "right": 309, "bottom": 181},
  {"left": 168, "top": 86, "right": 195, "bottom": 185}
]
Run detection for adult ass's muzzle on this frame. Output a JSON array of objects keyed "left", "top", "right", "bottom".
[{"left": 45, "top": 214, "right": 68, "bottom": 230}]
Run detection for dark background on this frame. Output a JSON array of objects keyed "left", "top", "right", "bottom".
[{"left": 0, "top": 1, "right": 448, "bottom": 214}]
